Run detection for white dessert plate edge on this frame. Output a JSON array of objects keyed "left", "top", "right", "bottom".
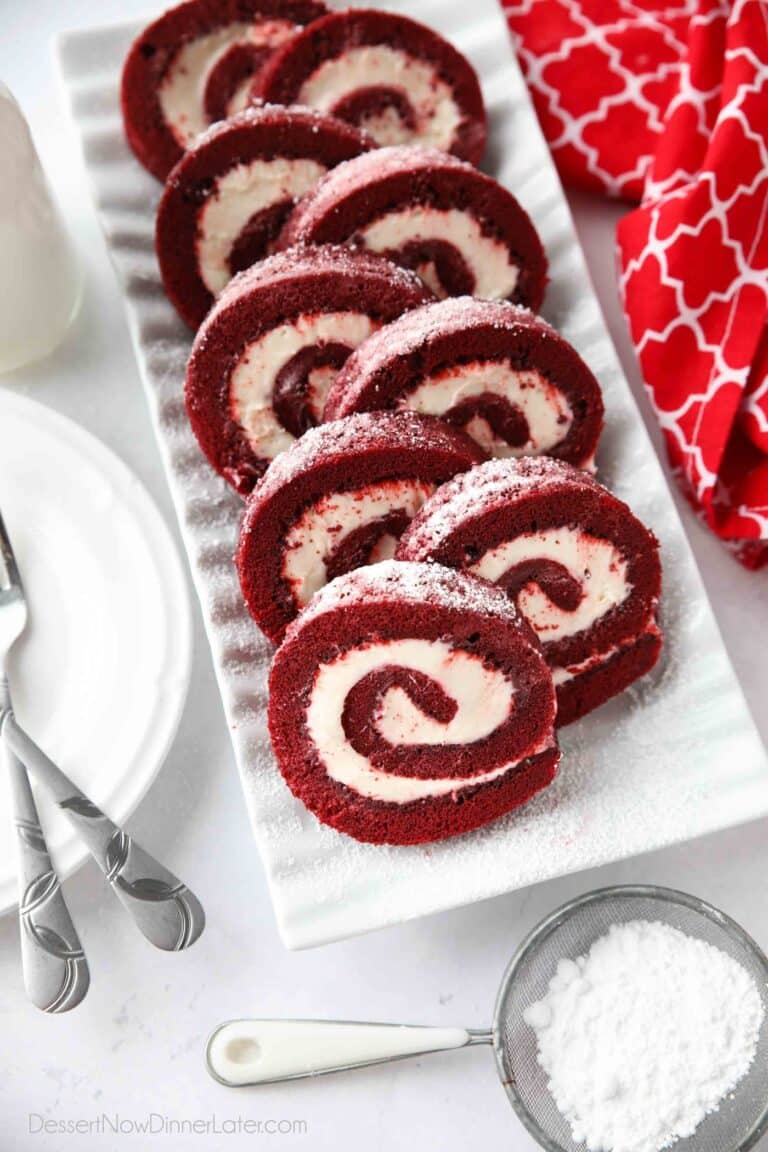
[{"left": 0, "top": 389, "right": 192, "bottom": 915}]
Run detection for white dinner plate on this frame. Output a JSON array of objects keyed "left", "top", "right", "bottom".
[
  {"left": 0, "top": 390, "right": 191, "bottom": 913},
  {"left": 58, "top": 0, "right": 768, "bottom": 949}
]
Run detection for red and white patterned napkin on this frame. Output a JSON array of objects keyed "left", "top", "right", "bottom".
[{"left": 503, "top": 0, "right": 768, "bottom": 568}]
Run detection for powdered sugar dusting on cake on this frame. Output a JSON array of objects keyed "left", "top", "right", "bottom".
[
  {"left": 401, "top": 457, "right": 594, "bottom": 554},
  {"left": 251, "top": 411, "right": 482, "bottom": 505},
  {"left": 185, "top": 102, "right": 374, "bottom": 156},
  {"left": 283, "top": 145, "right": 476, "bottom": 239},
  {"left": 364, "top": 296, "right": 548, "bottom": 357},
  {"left": 208, "top": 243, "right": 431, "bottom": 319},
  {"left": 295, "top": 557, "right": 530, "bottom": 633},
  {"left": 332, "top": 296, "right": 547, "bottom": 382}
]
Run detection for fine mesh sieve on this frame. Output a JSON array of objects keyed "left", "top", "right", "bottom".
[
  {"left": 493, "top": 885, "right": 768, "bottom": 1152},
  {"left": 207, "top": 885, "right": 768, "bottom": 1152}
]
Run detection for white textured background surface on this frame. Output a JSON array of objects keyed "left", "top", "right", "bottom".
[{"left": 1, "top": 1, "right": 767, "bottom": 1148}]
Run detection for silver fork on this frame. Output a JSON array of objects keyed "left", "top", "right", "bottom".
[
  {"left": 0, "top": 510, "right": 205, "bottom": 974},
  {"left": 0, "top": 511, "right": 89, "bottom": 1012}
]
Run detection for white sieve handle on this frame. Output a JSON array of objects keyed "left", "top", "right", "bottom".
[{"left": 206, "top": 1019, "right": 491, "bottom": 1086}]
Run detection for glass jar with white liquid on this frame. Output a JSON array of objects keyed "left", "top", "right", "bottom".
[{"left": 0, "top": 84, "right": 82, "bottom": 374}]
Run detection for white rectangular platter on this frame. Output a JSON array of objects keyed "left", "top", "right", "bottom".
[{"left": 58, "top": 0, "right": 768, "bottom": 949}]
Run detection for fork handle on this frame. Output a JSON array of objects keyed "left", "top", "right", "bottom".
[
  {"left": 0, "top": 682, "right": 89, "bottom": 1012},
  {"left": 1, "top": 711, "right": 205, "bottom": 952}
]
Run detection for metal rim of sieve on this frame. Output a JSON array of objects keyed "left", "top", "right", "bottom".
[{"left": 491, "top": 884, "right": 768, "bottom": 1152}]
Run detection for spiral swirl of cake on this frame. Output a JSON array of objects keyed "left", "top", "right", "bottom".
[
  {"left": 397, "top": 457, "right": 662, "bottom": 726},
  {"left": 252, "top": 8, "right": 487, "bottom": 163},
  {"left": 268, "top": 560, "right": 559, "bottom": 844},
  {"left": 236, "top": 411, "right": 485, "bottom": 643},
  {"left": 185, "top": 245, "right": 433, "bottom": 493},
  {"left": 325, "top": 297, "right": 604, "bottom": 468},
  {"left": 157, "top": 105, "right": 372, "bottom": 327},
  {"left": 278, "top": 146, "right": 547, "bottom": 309},
  {"left": 121, "top": 0, "right": 327, "bottom": 180}
]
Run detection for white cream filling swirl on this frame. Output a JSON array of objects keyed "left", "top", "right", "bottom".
[
  {"left": 229, "top": 311, "right": 378, "bottom": 459},
  {"left": 470, "top": 527, "right": 630, "bottom": 642},
  {"left": 296, "top": 45, "right": 461, "bottom": 150},
  {"left": 307, "top": 638, "right": 528, "bottom": 803},
  {"left": 283, "top": 480, "right": 434, "bottom": 607},
  {"left": 401, "top": 362, "right": 573, "bottom": 457}
]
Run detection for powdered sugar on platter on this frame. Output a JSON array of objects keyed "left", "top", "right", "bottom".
[{"left": 57, "top": 0, "right": 768, "bottom": 948}]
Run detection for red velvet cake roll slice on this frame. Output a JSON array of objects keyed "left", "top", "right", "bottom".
[
  {"left": 278, "top": 146, "right": 546, "bottom": 308},
  {"left": 397, "top": 458, "right": 662, "bottom": 726},
  {"left": 325, "top": 297, "right": 604, "bottom": 468},
  {"left": 268, "top": 560, "right": 559, "bottom": 844},
  {"left": 157, "top": 105, "right": 372, "bottom": 328},
  {"left": 185, "top": 245, "right": 433, "bottom": 493},
  {"left": 252, "top": 9, "right": 487, "bottom": 164},
  {"left": 236, "top": 412, "right": 484, "bottom": 643},
  {"left": 121, "top": 0, "right": 327, "bottom": 180}
]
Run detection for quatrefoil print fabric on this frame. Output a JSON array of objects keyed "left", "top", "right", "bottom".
[{"left": 503, "top": 0, "right": 768, "bottom": 568}]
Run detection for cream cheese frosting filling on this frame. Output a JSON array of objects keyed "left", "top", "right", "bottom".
[
  {"left": 400, "top": 362, "right": 574, "bottom": 457},
  {"left": 471, "top": 527, "right": 630, "bottom": 641},
  {"left": 229, "top": 311, "right": 378, "bottom": 459},
  {"left": 225, "top": 77, "right": 256, "bottom": 117},
  {"left": 283, "top": 480, "right": 434, "bottom": 606},
  {"left": 359, "top": 208, "right": 520, "bottom": 299},
  {"left": 295, "top": 46, "right": 461, "bottom": 150},
  {"left": 198, "top": 157, "right": 327, "bottom": 295},
  {"left": 307, "top": 638, "right": 526, "bottom": 803},
  {"left": 550, "top": 619, "right": 660, "bottom": 684},
  {"left": 158, "top": 20, "right": 296, "bottom": 147}
]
